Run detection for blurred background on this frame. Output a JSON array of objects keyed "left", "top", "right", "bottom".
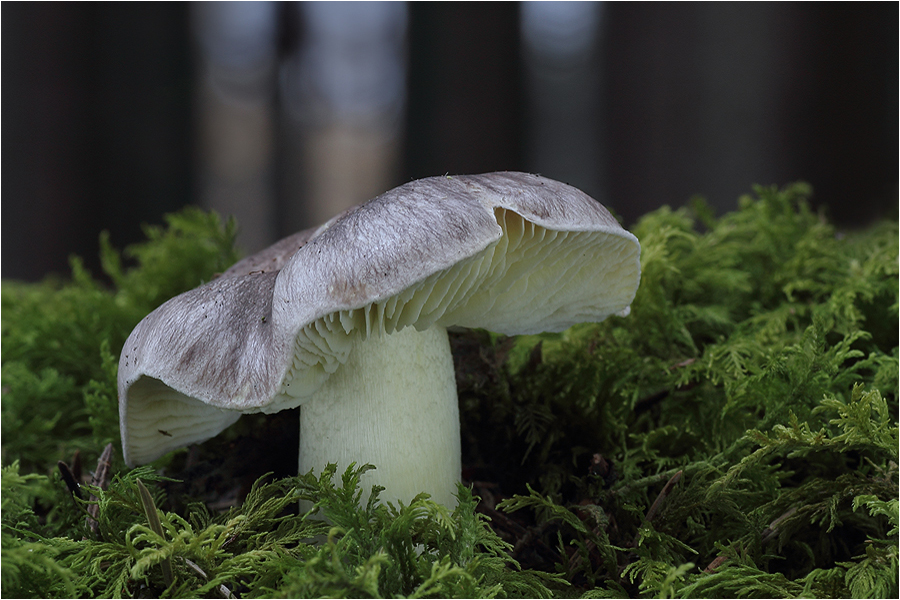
[{"left": 3, "top": 1, "right": 897, "bottom": 282}]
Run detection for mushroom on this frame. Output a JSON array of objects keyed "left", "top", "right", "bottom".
[{"left": 118, "top": 172, "right": 641, "bottom": 507}]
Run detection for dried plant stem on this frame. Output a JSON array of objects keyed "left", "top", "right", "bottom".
[
  {"left": 136, "top": 479, "right": 174, "bottom": 588},
  {"left": 86, "top": 443, "right": 113, "bottom": 533},
  {"left": 644, "top": 470, "right": 683, "bottom": 524},
  {"left": 703, "top": 506, "right": 800, "bottom": 573}
]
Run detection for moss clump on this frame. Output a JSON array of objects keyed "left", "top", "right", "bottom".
[
  {"left": 2, "top": 208, "right": 239, "bottom": 472},
  {"left": 460, "top": 183, "right": 898, "bottom": 597},
  {"left": 3, "top": 462, "right": 555, "bottom": 598},
  {"left": 2, "top": 183, "right": 897, "bottom": 598}
]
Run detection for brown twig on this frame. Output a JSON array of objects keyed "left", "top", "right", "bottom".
[
  {"left": 71, "top": 450, "right": 83, "bottom": 482},
  {"left": 759, "top": 506, "right": 798, "bottom": 546},
  {"left": 567, "top": 503, "right": 610, "bottom": 575},
  {"left": 702, "top": 506, "right": 799, "bottom": 573},
  {"left": 644, "top": 470, "right": 683, "bottom": 524},
  {"left": 86, "top": 443, "right": 114, "bottom": 533},
  {"left": 619, "top": 470, "right": 684, "bottom": 552},
  {"left": 703, "top": 554, "right": 728, "bottom": 574}
]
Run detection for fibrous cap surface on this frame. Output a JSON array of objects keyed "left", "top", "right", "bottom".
[{"left": 119, "top": 172, "right": 641, "bottom": 465}]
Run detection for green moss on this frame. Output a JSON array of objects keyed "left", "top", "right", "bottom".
[
  {"left": 2, "top": 184, "right": 897, "bottom": 598},
  {"left": 1, "top": 208, "right": 239, "bottom": 472}
]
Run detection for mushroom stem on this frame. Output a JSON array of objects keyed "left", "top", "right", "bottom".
[{"left": 298, "top": 326, "right": 461, "bottom": 507}]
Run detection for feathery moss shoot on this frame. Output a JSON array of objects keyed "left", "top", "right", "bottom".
[{"left": 3, "top": 184, "right": 897, "bottom": 598}]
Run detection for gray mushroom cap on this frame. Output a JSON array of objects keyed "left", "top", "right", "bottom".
[{"left": 119, "top": 172, "right": 642, "bottom": 466}]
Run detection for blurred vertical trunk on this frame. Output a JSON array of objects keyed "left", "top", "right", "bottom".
[
  {"left": 2, "top": 3, "right": 192, "bottom": 281},
  {"left": 602, "top": 3, "right": 898, "bottom": 226},
  {"left": 192, "top": 2, "right": 278, "bottom": 255},
  {"left": 520, "top": 2, "right": 605, "bottom": 206},
  {"left": 405, "top": 2, "right": 524, "bottom": 179},
  {"left": 277, "top": 2, "right": 408, "bottom": 234}
]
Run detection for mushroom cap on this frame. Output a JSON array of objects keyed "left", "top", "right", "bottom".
[{"left": 119, "top": 172, "right": 641, "bottom": 466}]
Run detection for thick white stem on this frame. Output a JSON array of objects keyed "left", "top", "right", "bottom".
[{"left": 298, "top": 326, "right": 461, "bottom": 507}]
